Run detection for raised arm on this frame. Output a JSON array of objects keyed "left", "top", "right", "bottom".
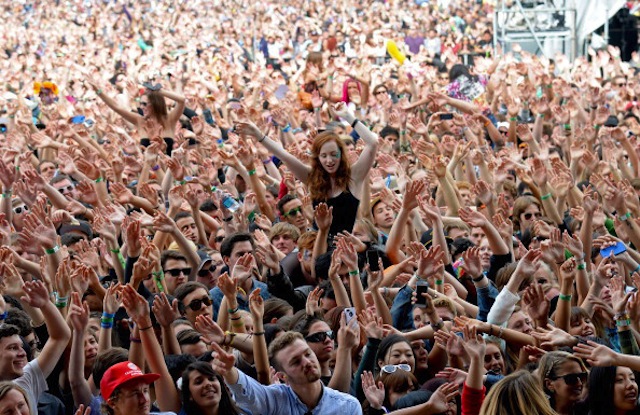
[
  {"left": 236, "top": 121, "right": 312, "bottom": 183},
  {"left": 24, "top": 280, "right": 72, "bottom": 378},
  {"left": 122, "top": 285, "right": 181, "bottom": 413}
]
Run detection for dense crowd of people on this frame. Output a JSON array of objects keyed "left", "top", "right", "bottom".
[{"left": 3, "top": 0, "right": 640, "bottom": 414}]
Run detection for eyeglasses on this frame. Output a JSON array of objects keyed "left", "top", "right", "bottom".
[
  {"left": 284, "top": 207, "right": 303, "bottom": 217},
  {"left": 165, "top": 268, "right": 191, "bottom": 277},
  {"left": 616, "top": 83, "right": 627, "bottom": 87},
  {"left": 13, "top": 205, "right": 28, "bottom": 214},
  {"left": 523, "top": 212, "right": 542, "bottom": 220},
  {"left": 381, "top": 364, "right": 412, "bottom": 374},
  {"left": 551, "top": 372, "right": 588, "bottom": 385},
  {"left": 305, "top": 330, "right": 333, "bottom": 343},
  {"left": 57, "top": 185, "right": 74, "bottom": 194},
  {"left": 187, "top": 296, "right": 212, "bottom": 311},
  {"left": 198, "top": 264, "right": 218, "bottom": 277}
]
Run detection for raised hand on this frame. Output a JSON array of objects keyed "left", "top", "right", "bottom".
[
  {"left": 21, "top": 280, "right": 50, "bottom": 309},
  {"left": 458, "top": 207, "right": 487, "bottom": 228},
  {"left": 121, "top": 284, "right": 151, "bottom": 325},
  {"left": 358, "top": 308, "right": 383, "bottom": 339},
  {"left": 314, "top": 203, "right": 333, "bottom": 233},
  {"left": 305, "top": 286, "right": 323, "bottom": 317},
  {"left": 461, "top": 325, "right": 486, "bottom": 361},
  {"left": 67, "top": 292, "right": 89, "bottom": 333},
  {"left": 152, "top": 292, "right": 179, "bottom": 327},
  {"left": 361, "top": 371, "right": 385, "bottom": 410},
  {"left": 195, "top": 315, "right": 225, "bottom": 345},
  {"left": 248, "top": 288, "right": 264, "bottom": 323},
  {"left": 573, "top": 340, "right": 619, "bottom": 367},
  {"left": 461, "top": 247, "right": 483, "bottom": 279}
]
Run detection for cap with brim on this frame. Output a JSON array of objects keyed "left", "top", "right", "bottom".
[
  {"left": 197, "top": 250, "right": 213, "bottom": 271},
  {"left": 59, "top": 220, "right": 93, "bottom": 239},
  {"left": 101, "top": 361, "right": 160, "bottom": 401}
]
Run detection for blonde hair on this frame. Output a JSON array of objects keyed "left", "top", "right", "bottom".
[
  {"left": 479, "top": 371, "right": 557, "bottom": 415},
  {"left": 538, "top": 351, "right": 587, "bottom": 398}
]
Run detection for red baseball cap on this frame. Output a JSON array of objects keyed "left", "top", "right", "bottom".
[{"left": 100, "top": 361, "right": 160, "bottom": 401}]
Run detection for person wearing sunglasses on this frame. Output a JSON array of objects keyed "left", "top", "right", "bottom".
[
  {"left": 512, "top": 196, "right": 543, "bottom": 237},
  {"left": 161, "top": 251, "right": 193, "bottom": 295},
  {"left": 277, "top": 195, "right": 309, "bottom": 233},
  {"left": 174, "top": 282, "right": 213, "bottom": 326},
  {"left": 539, "top": 351, "right": 588, "bottom": 415},
  {"left": 195, "top": 252, "right": 224, "bottom": 290},
  {"left": 299, "top": 318, "right": 335, "bottom": 384}
]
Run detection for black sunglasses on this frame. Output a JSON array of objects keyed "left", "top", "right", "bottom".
[
  {"left": 284, "top": 207, "right": 302, "bottom": 217},
  {"left": 305, "top": 330, "right": 333, "bottom": 343},
  {"left": 187, "top": 296, "right": 212, "bottom": 311},
  {"left": 165, "top": 268, "right": 191, "bottom": 277},
  {"left": 13, "top": 205, "right": 28, "bottom": 214},
  {"left": 214, "top": 236, "right": 225, "bottom": 243},
  {"left": 551, "top": 372, "right": 587, "bottom": 385},
  {"left": 523, "top": 212, "right": 542, "bottom": 220},
  {"left": 198, "top": 264, "right": 218, "bottom": 277}
]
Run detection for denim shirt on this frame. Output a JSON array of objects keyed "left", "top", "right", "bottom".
[
  {"left": 390, "top": 285, "right": 416, "bottom": 331},
  {"left": 228, "top": 370, "right": 362, "bottom": 415},
  {"left": 210, "top": 279, "right": 270, "bottom": 321},
  {"left": 476, "top": 281, "right": 500, "bottom": 322}
]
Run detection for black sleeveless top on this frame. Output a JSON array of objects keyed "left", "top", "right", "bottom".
[{"left": 313, "top": 191, "right": 360, "bottom": 239}]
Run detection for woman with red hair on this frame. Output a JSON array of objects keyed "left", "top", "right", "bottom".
[{"left": 236, "top": 103, "right": 378, "bottom": 238}]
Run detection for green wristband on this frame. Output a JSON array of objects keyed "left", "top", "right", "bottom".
[
  {"left": 435, "top": 280, "right": 443, "bottom": 285},
  {"left": 541, "top": 193, "right": 552, "bottom": 200},
  {"left": 510, "top": 117, "right": 518, "bottom": 121},
  {"left": 94, "top": 177, "right": 104, "bottom": 183},
  {"left": 45, "top": 246, "right": 60, "bottom": 255},
  {"left": 348, "top": 270, "right": 359, "bottom": 276},
  {"left": 247, "top": 169, "right": 257, "bottom": 176},
  {"left": 559, "top": 293, "right": 572, "bottom": 301},
  {"left": 577, "top": 263, "right": 586, "bottom": 270}
]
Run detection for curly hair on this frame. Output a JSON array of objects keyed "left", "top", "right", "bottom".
[{"left": 307, "top": 132, "right": 351, "bottom": 201}]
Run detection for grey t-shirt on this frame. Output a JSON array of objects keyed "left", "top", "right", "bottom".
[{"left": 14, "top": 359, "right": 48, "bottom": 415}]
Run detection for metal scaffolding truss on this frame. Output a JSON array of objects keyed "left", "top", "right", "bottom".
[{"left": 493, "top": 0, "right": 577, "bottom": 60}]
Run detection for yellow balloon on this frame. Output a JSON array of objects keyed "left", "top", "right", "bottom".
[{"left": 387, "top": 40, "right": 406, "bottom": 65}]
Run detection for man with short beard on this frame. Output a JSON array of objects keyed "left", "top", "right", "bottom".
[{"left": 212, "top": 331, "right": 362, "bottom": 415}]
